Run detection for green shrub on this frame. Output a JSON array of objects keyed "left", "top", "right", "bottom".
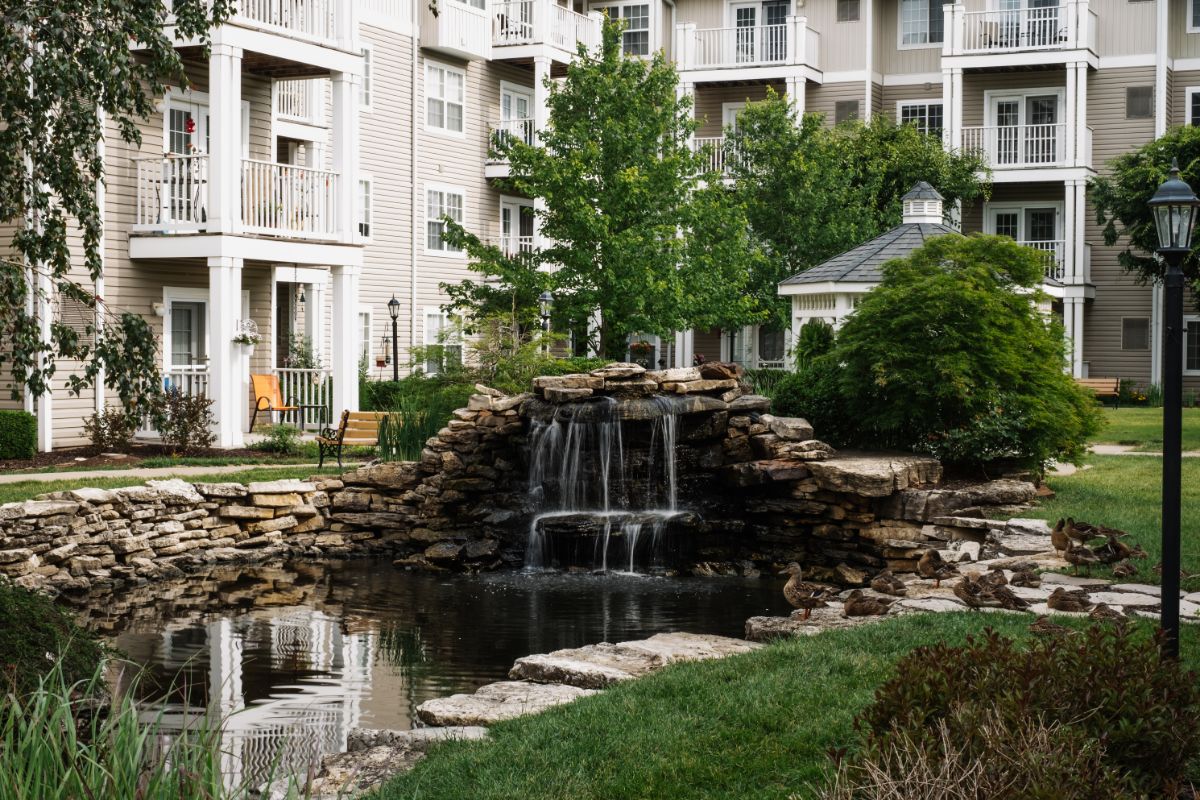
[
  {"left": 152, "top": 390, "right": 215, "bottom": 455},
  {"left": 0, "top": 579, "right": 105, "bottom": 697},
  {"left": 744, "top": 368, "right": 788, "bottom": 400},
  {"left": 793, "top": 319, "right": 835, "bottom": 370},
  {"left": 0, "top": 410, "right": 36, "bottom": 460},
  {"left": 828, "top": 625, "right": 1200, "bottom": 798},
  {"left": 771, "top": 358, "right": 857, "bottom": 448},
  {"left": 253, "top": 424, "right": 302, "bottom": 456},
  {"left": 82, "top": 406, "right": 136, "bottom": 454}
]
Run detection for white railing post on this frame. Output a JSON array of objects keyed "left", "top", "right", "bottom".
[
  {"left": 531, "top": 0, "right": 546, "bottom": 44},
  {"left": 208, "top": 43, "right": 243, "bottom": 234},
  {"left": 785, "top": 15, "right": 800, "bottom": 64},
  {"left": 331, "top": 71, "right": 359, "bottom": 243},
  {"left": 338, "top": 0, "right": 358, "bottom": 51},
  {"left": 943, "top": 2, "right": 956, "bottom": 55},
  {"left": 587, "top": 11, "right": 603, "bottom": 52}
]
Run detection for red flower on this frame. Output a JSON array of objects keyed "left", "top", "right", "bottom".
[{"left": 185, "top": 116, "right": 196, "bottom": 134}]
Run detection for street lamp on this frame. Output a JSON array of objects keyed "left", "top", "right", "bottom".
[
  {"left": 387, "top": 294, "right": 401, "bottom": 382},
  {"left": 1149, "top": 158, "right": 1199, "bottom": 659},
  {"left": 538, "top": 291, "right": 554, "bottom": 357}
]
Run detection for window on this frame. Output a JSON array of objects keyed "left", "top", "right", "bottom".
[
  {"left": 900, "top": 0, "right": 946, "bottom": 46},
  {"left": 598, "top": 4, "right": 650, "bottom": 55},
  {"left": 358, "top": 178, "right": 372, "bottom": 239},
  {"left": 357, "top": 309, "right": 372, "bottom": 362},
  {"left": 426, "top": 186, "right": 464, "bottom": 253},
  {"left": 1122, "top": 318, "right": 1150, "bottom": 351},
  {"left": 1188, "top": 318, "right": 1200, "bottom": 374},
  {"left": 168, "top": 107, "right": 203, "bottom": 154},
  {"left": 1188, "top": 87, "right": 1200, "bottom": 126},
  {"left": 360, "top": 45, "right": 373, "bottom": 109},
  {"left": 837, "top": 0, "right": 860, "bottom": 21},
  {"left": 835, "top": 100, "right": 860, "bottom": 124},
  {"left": 423, "top": 308, "right": 462, "bottom": 375},
  {"left": 426, "top": 62, "right": 465, "bottom": 134},
  {"left": 898, "top": 101, "right": 944, "bottom": 136},
  {"left": 168, "top": 300, "right": 207, "bottom": 367},
  {"left": 1126, "top": 86, "right": 1153, "bottom": 119},
  {"left": 1192, "top": 0, "right": 1200, "bottom": 30}
]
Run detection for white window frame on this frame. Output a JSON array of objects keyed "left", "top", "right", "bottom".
[
  {"left": 425, "top": 59, "right": 467, "bottom": 137},
  {"left": 1186, "top": 86, "right": 1200, "bottom": 125},
  {"left": 422, "top": 306, "right": 463, "bottom": 375},
  {"left": 162, "top": 287, "right": 211, "bottom": 372},
  {"left": 983, "top": 87, "right": 1066, "bottom": 128},
  {"left": 722, "top": 101, "right": 747, "bottom": 131},
  {"left": 896, "top": 98, "right": 944, "bottom": 134},
  {"left": 425, "top": 182, "right": 467, "bottom": 257},
  {"left": 1189, "top": 0, "right": 1200, "bottom": 33},
  {"left": 897, "top": 0, "right": 945, "bottom": 50},
  {"left": 358, "top": 173, "right": 373, "bottom": 242},
  {"left": 360, "top": 43, "right": 374, "bottom": 111},
  {"left": 163, "top": 90, "right": 250, "bottom": 157},
  {"left": 593, "top": 2, "right": 652, "bottom": 56},
  {"left": 358, "top": 305, "right": 374, "bottom": 364},
  {"left": 1186, "top": 315, "right": 1200, "bottom": 376},
  {"left": 499, "top": 194, "right": 536, "bottom": 255},
  {"left": 983, "top": 202, "right": 1064, "bottom": 243}
]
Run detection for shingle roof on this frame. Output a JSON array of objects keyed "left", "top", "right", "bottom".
[
  {"left": 778, "top": 222, "right": 959, "bottom": 286},
  {"left": 901, "top": 181, "right": 944, "bottom": 202}
]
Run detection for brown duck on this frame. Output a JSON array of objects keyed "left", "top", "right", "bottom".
[
  {"left": 1046, "top": 586, "right": 1092, "bottom": 614},
  {"left": 1010, "top": 568, "right": 1041, "bottom": 588},
  {"left": 1111, "top": 560, "right": 1138, "bottom": 579},
  {"left": 1089, "top": 602, "right": 1124, "bottom": 622},
  {"left": 1093, "top": 534, "right": 1136, "bottom": 564},
  {"left": 843, "top": 589, "right": 895, "bottom": 617},
  {"left": 780, "top": 563, "right": 834, "bottom": 621},
  {"left": 952, "top": 573, "right": 1030, "bottom": 611},
  {"left": 1029, "top": 615, "right": 1073, "bottom": 637},
  {"left": 918, "top": 549, "right": 959, "bottom": 588},
  {"left": 1050, "top": 518, "right": 1070, "bottom": 555},
  {"left": 1065, "top": 540, "right": 1101, "bottom": 576},
  {"left": 869, "top": 569, "right": 907, "bottom": 597}
]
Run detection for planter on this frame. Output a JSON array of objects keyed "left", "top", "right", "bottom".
[{"left": 238, "top": 342, "right": 256, "bottom": 358}]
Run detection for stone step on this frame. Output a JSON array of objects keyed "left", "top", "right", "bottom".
[{"left": 415, "top": 681, "right": 598, "bottom": 727}]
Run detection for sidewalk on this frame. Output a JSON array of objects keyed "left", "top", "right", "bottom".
[{"left": 0, "top": 462, "right": 325, "bottom": 485}]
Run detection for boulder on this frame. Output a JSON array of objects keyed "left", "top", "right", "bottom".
[
  {"left": 662, "top": 378, "right": 738, "bottom": 394},
  {"left": 761, "top": 415, "right": 815, "bottom": 442},
  {"left": 415, "top": 681, "right": 598, "bottom": 727},
  {"left": 589, "top": 362, "right": 646, "bottom": 380},
  {"left": 532, "top": 375, "right": 604, "bottom": 391},
  {"left": 698, "top": 361, "right": 743, "bottom": 380},
  {"left": 727, "top": 394, "right": 771, "bottom": 413},
  {"left": 646, "top": 367, "right": 701, "bottom": 383},
  {"left": 544, "top": 387, "right": 594, "bottom": 403},
  {"left": 246, "top": 479, "right": 318, "bottom": 494}
]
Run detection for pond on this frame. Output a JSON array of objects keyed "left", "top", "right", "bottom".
[{"left": 82, "top": 557, "right": 789, "bottom": 788}]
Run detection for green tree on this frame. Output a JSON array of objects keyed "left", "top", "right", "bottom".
[
  {"left": 0, "top": 0, "right": 229, "bottom": 411},
  {"left": 1090, "top": 124, "right": 1200, "bottom": 287},
  {"left": 443, "top": 19, "right": 766, "bottom": 358},
  {"left": 727, "top": 90, "right": 991, "bottom": 328},
  {"left": 830, "top": 234, "right": 1101, "bottom": 469}
]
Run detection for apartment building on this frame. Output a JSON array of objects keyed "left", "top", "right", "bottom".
[{"left": 11, "top": 0, "right": 1199, "bottom": 450}]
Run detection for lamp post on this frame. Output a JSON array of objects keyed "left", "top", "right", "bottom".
[
  {"left": 387, "top": 295, "right": 401, "bottom": 382},
  {"left": 1149, "top": 158, "right": 1199, "bottom": 660},
  {"left": 538, "top": 291, "right": 554, "bottom": 356}
]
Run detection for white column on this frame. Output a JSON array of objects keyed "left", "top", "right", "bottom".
[
  {"left": 1063, "top": 180, "right": 1077, "bottom": 284},
  {"left": 1073, "top": 179, "right": 1085, "bottom": 283},
  {"left": 36, "top": 275, "right": 52, "bottom": 452},
  {"left": 208, "top": 256, "right": 244, "bottom": 448},
  {"left": 785, "top": 76, "right": 805, "bottom": 117},
  {"left": 332, "top": 71, "right": 361, "bottom": 245},
  {"left": 949, "top": 68, "right": 963, "bottom": 150},
  {"left": 533, "top": 56, "right": 552, "bottom": 252},
  {"left": 331, "top": 264, "right": 361, "bottom": 415},
  {"left": 1072, "top": 298, "right": 1085, "bottom": 377},
  {"left": 941, "top": 67, "right": 954, "bottom": 151},
  {"left": 1064, "top": 63, "right": 1077, "bottom": 165},
  {"left": 1075, "top": 61, "right": 1088, "bottom": 168},
  {"left": 305, "top": 282, "right": 326, "bottom": 360},
  {"left": 208, "top": 43, "right": 243, "bottom": 234}
]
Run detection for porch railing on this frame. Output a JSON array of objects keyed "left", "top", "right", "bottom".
[
  {"left": 275, "top": 368, "right": 332, "bottom": 430},
  {"left": 134, "top": 155, "right": 209, "bottom": 232},
  {"left": 275, "top": 79, "right": 324, "bottom": 125},
  {"left": 488, "top": 118, "right": 535, "bottom": 160},
  {"left": 960, "top": 123, "right": 1067, "bottom": 168},
  {"left": 235, "top": 0, "right": 338, "bottom": 44},
  {"left": 951, "top": 2, "right": 1095, "bottom": 54},
  {"left": 1019, "top": 239, "right": 1066, "bottom": 281},
  {"left": 241, "top": 159, "right": 340, "bottom": 240},
  {"left": 682, "top": 19, "right": 819, "bottom": 70},
  {"left": 493, "top": 0, "right": 599, "bottom": 49},
  {"left": 163, "top": 366, "right": 210, "bottom": 398},
  {"left": 551, "top": 2, "right": 600, "bottom": 50},
  {"left": 692, "top": 136, "right": 736, "bottom": 174},
  {"left": 499, "top": 235, "right": 535, "bottom": 256}
]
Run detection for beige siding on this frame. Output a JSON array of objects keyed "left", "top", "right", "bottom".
[
  {"left": 1089, "top": 66, "right": 1155, "bottom": 167},
  {"left": 1093, "top": 0, "right": 1155, "bottom": 56},
  {"left": 1173, "top": 68, "right": 1200, "bottom": 126},
  {"left": 876, "top": 0, "right": 942, "bottom": 76},
  {"left": 1171, "top": 0, "right": 1200, "bottom": 58},
  {"left": 881, "top": 80, "right": 944, "bottom": 122},
  {"left": 959, "top": 182, "right": 1066, "bottom": 234},
  {"left": 693, "top": 82, "right": 783, "bottom": 135},
  {"left": 807, "top": 0, "right": 868, "bottom": 73},
  {"left": 961, "top": 68, "right": 1066, "bottom": 127},
  {"left": 807, "top": 80, "right": 867, "bottom": 125},
  {"left": 693, "top": 327, "right": 723, "bottom": 362}
]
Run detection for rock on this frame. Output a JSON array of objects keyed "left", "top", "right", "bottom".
[
  {"left": 895, "top": 597, "right": 968, "bottom": 613},
  {"left": 307, "top": 728, "right": 489, "bottom": 799},
  {"left": 347, "top": 726, "right": 489, "bottom": 753},
  {"left": 193, "top": 483, "right": 249, "bottom": 499},
  {"left": 698, "top": 362, "right": 743, "bottom": 380},
  {"left": 744, "top": 616, "right": 824, "bottom": 642},
  {"left": 424, "top": 542, "right": 464, "bottom": 561},
  {"left": 807, "top": 454, "right": 941, "bottom": 497},
  {"left": 0, "top": 548, "right": 33, "bottom": 564},
  {"left": 589, "top": 363, "right": 646, "bottom": 380},
  {"left": 1110, "top": 583, "right": 1161, "bottom": 596},
  {"left": 603, "top": 377, "right": 659, "bottom": 397},
  {"left": 646, "top": 367, "right": 701, "bottom": 383},
  {"left": 1005, "top": 518, "right": 1052, "bottom": 536},
  {"left": 987, "top": 531, "right": 1057, "bottom": 557},
  {"left": 143, "top": 479, "right": 205, "bottom": 504},
  {"left": 467, "top": 394, "right": 494, "bottom": 411},
  {"left": 931, "top": 515, "right": 1006, "bottom": 530},
  {"left": 492, "top": 393, "right": 530, "bottom": 412},
  {"left": 509, "top": 647, "right": 654, "bottom": 688},
  {"left": 474, "top": 383, "right": 504, "bottom": 398},
  {"left": 663, "top": 378, "right": 738, "bottom": 394},
  {"left": 835, "top": 563, "right": 868, "bottom": 585},
  {"left": 416, "top": 681, "right": 598, "bottom": 727},
  {"left": 533, "top": 375, "right": 604, "bottom": 391},
  {"left": 1040, "top": 572, "right": 1110, "bottom": 588},
  {"left": 759, "top": 415, "right": 814, "bottom": 442},
  {"left": 66, "top": 488, "right": 116, "bottom": 504},
  {"left": 219, "top": 505, "right": 274, "bottom": 520},
  {"left": 20, "top": 500, "right": 79, "bottom": 518},
  {"left": 246, "top": 479, "right": 318, "bottom": 494},
  {"left": 544, "top": 387, "right": 594, "bottom": 403},
  {"left": 727, "top": 394, "right": 771, "bottom": 413},
  {"left": 1087, "top": 591, "right": 1159, "bottom": 608}
]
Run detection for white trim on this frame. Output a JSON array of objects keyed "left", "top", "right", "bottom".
[
  {"left": 1098, "top": 54, "right": 1157, "bottom": 69},
  {"left": 1186, "top": 315, "right": 1200, "bottom": 376},
  {"left": 162, "top": 287, "right": 210, "bottom": 373},
  {"left": 358, "top": 172, "right": 374, "bottom": 242},
  {"left": 983, "top": 201, "right": 1065, "bottom": 241},
  {"left": 424, "top": 59, "right": 468, "bottom": 138},
  {"left": 359, "top": 42, "right": 374, "bottom": 111},
  {"left": 129, "top": 233, "right": 364, "bottom": 265},
  {"left": 721, "top": 101, "right": 748, "bottom": 129},
  {"left": 895, "top": 97, "right": 943, "bottom": 129},
  {"left": 882, "top": 72, "right": 942, "bottom": 86},
  {"left": 1189, "top": 0, "right": 1200, "bottom": 34},
  {"left": 272, "top": 265, "right": 329, "bottom": 285},
  {"left": 821, "top": 70, "right": 868, "bottom": 83},
  {"left": 162, "top": 89, "right": 250, "bottom": 158},
  {"left": 424, "top": 181, "right": 467, "bottom": 258},
  {"left": 983, "top": 86, "right": 1066, "bottom": 128},
  {"left": 896, "top": 0, "right": 945, "bottom": 50},
  {"left": 591, "top": 1, "right": 653, "bottom": 56},
  {"left": 1187, "top": 87, "right": 1200, "bottom": 126},
  {"left": 358, "top": 304, "right": 375, "bottom": 363}
]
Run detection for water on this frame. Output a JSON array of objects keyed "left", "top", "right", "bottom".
[
  {"left": 87, "top": 557, "right": 787, "bottom": 788},
  {"left": 525, "top": 396, "right": 685, "bottom": 571}
]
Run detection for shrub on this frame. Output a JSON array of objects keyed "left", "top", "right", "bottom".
[
  {"left": 254, "top": 424, "right": 302, "bottom": 456},
  {"left": 744, "top": 368, "right": 788, "bottom": 400},
  {"left": 793, "top": 319, "right": 835, "bottom": 370},
  {"left": 0, "top": 410, "right": 36, "bottom": 460},
  {"left": 0, "top": 579, "right": 105, "bottom": 697},
  {"left": 823, "top": 625, "right": 1200, "bottom": 798},
  {"left": 152, "top": 389, "right": 215, "bottom": 455},
  {"left": 770, "top": 357, "right": 857, "bottom": 448},
  {"left": 82, "top": 406, "right": 136, "bottom": 454}
]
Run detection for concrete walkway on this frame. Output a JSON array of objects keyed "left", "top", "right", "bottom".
[{"left": 0, "top": 462, "right": 331, "bottom": 485}]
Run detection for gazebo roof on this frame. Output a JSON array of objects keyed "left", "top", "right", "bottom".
[{"left": 778, "top": 221, "right": 958, "bottom": 288}]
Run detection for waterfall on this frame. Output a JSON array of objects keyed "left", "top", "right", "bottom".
[{"left": 525, "top": 395, "right": 683, "bottom": 573}]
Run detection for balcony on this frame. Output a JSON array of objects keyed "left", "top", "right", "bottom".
[
  {"left": 133, "top": 155, "right": 342, "bottom": 241},
  {"left": 692, "top": 136, "right": 736, "bottom": 175},
  {"left": 233, "top": 0, "right": 344, "bottom": 47},
  {"left": 675, "top": 17, "right": 819, "bottom": 77},
  {"left": 961, "top": 123, "right": 1088, "bottom": 171},
  {"left": 499, "top": 235, "right": 535, "bottom": 256},
  {"left": 493, "top": 0, "right": 601, "bottom": 57},
  {"left": 1021, "top": 239, "right": 1066, "bottom": 282},
  {"left": 946, "top": 1, "right": 1096, "bottom": 57},
  {"left": 421, "top": 0, "right": 491, "bottom": 61},
  {"left": 275, "top": 79, "right": 326, "bottom": 127},
  {"left": 485, "top": 118, "right": 535, "bottom": 177}
]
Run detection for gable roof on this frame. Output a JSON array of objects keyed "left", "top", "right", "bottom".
[{"left": 778, "top": 222, "right": 959, "bottom": 287}]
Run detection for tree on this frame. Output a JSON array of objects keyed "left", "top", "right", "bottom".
[
  {"left": 1090, "top": 124, "right": 1200, "bottom": 287},
  {"left": 829, "top": 235, "right": 1101, "bottom": 469},
  {"left": 726, "top": 90, "right": 991, "bottom": 329},
  {"left": 443, "top": 19, "right": 766, "bottom": 358},
  {"left": 0, "top": 0, "right": 229, "bottom": 412}
]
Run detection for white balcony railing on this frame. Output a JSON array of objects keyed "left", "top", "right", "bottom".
[
  {"left": 235, "top": 0, "right": 338, "bottom": 44},
  {"left": 488, "top": 118, "right": 535, "bottom": 161},
  {"left": 275, "top": 79, "right": 324, "bottom": 126},
  {"left": 134, "top": 155, "right": 209, "bottom": 232},
  {"left": 692, "top": 136, "right": 734, "bottom": 174},
  {"left": 164, "top": 366, "right": 210, "bottom": 398},
  {"left": 1019, "top": 239, "right": 1066, "bottom": 281},
  {"left": 241, "top": 159, "right": 340, "bottom": 240},
  {"left": 948, "top": 1, "right": 1096, "bottom": 55},
  {"left": 551, "top": 2, "right": 600, "bottom": 51},
  {"left": 422, "top": 0, "right": 491, "bottom": 60},
  {"left": 275, "top": 368, "right": 332, "bottom": 430},
  {"left": 678, "top": 17, "right": 819, "bottom": 71},
  {"left": 960, "top": 124, "right": 1067, "bottom": 169},
  {"left": 499, "top": 235, "right": 535, "bottom": 256}
]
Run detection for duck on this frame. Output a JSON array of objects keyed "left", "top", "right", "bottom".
[
  {"left": 1010, "top": 568, "right": 1041, "bottom": 588},
  {"left": 982, "top": 568, "right": 1009, "bottom": 588},
  {"left": 1093, "top": 533, "right": 1136, "bottom": 564},
  {"left": 869, "top": 569, "right": 907, "bottom": 597},
  {"left": 1065, "top": 540, "right": 1102, "bottom": 576},
  {"left": 779, "top": 563, "right": 834, "bottom": 621},
  {"left": 952, "top": 573, "right": 1029, "bottom": 611},
  {"left": 1111, "top": 560, "right": 1138, "bottom": 579},
  {"left": 843, "top": 589, "right": 895, "bottom": 617},
  {"left": 1089, "top": 602, "right": 1124, "bottom": 623},
  {"left": 1066, "top": 518, "right": 1099, "bottom": 544},
  {"left": 1046, "top": 586, "right": 1092, "bottom": 614},
  {"left": 918, "top": 549, "right": 959, "bottom": 588},
  {"left": 1029, "top": 615, "right": 1073, "bottom": 637},
  {"left": 1050, "top": 518, "right": 1069, "bottom": 555}
]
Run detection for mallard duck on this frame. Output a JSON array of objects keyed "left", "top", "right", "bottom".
[
  {"left": 1093, "top": 533, "right": 1136, "bottom": 564},
  {"left": 982, "top": 568, "right": 1009, "bottom": 588},
  {"left": 1029, "top": 615, "right": 1073, "bottom": 637},
  {"left": 843, "top": 589, "right": 895, "bottom": 617},
  {"left": 918, "top": 549, "right": 959, "bottom": 588},
  {"left": 1010, "top": 568, "right": 1041, "bottom": 588},
  {"left": 1046, "top": 586, "right": 1091, "bottom": 614},
  {"left": 1089, "top": 602, "right": 1124, "bottom": 622},
  {"left": 1050, "top": 518, "right": 1069, "bottom": 555},
  {"left": 1067, "top": 518, "right": 1099, "bottom": 543},
  {"left": 779, "top": 563, "right": 834, "bottom": 621},
  {"left": 869, "top": 569, "right": 907, "bottom": 597},
  {"left": 1111, "top": 560, "right": 1138, "bottom": 579},
  {"left": 952, "top": 573, "right": 1029, "bottom": 611},
  {"left": 1065, "top": 540, "right": 1101, "bottom": 576},
  {"left": 1130, "top": 544, "right": 1149, "bottom": 560}
]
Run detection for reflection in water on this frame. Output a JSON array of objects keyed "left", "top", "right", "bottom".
[{"left": 85, "top": 558, "right": 788, "bottom": 787}]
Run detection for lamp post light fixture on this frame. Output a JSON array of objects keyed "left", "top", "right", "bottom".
[
  {"left": 1149, "top": 158, "right": 1200, "bottom": 660},
  {"left": 538, "top": 291, "right": 554, "bottom": 357},
  {"left": 387, "top": 294, "right": 401, "bottom": 382}
]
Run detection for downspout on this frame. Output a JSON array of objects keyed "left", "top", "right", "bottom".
[{"left": 410, "top": 4, "right": 420, "bottom": 372}]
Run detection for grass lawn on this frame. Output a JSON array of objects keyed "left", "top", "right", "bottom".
[
  {"left": 1018, "top": 454, "right": 1200, "bottom": 591},
  {"left": 374, "top": 613, "right": 1200, "bottom": 800},
  {"left": 0, "top": 466, "right": 326, "bottom": 506},
  {"left": 1092, "top": 407, "right": 1200, "bottom": 451}
]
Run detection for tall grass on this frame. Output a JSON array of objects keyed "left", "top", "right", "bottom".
[
  {"left": 0, "top": 659, "right": 301, "bottom": 800},
  {"left": 744, "top": 368, "right": 788, "bottom": 400},
  {"left": 377, "top": 392, "right": 464, "bottom": 462}
]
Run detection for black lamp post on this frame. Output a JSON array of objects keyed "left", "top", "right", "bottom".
[
  {"left": 538, "top": 291, "right": 554, "bottom": 357},
  {"left": 387, "top": 295, "right": 401, "bottom": 382},
  {"left": 1149, "top": 158, "right": 1199, "bottom": 660}
]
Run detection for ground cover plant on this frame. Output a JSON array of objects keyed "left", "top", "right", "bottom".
[
  {"left": 0, "top": 579, "right": 104, "bottom": 697},
  {"left": 373, "top": 614, "right": 1200, "bottom": 800}
]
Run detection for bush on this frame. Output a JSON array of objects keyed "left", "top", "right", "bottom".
[
  {"left": 0, "top": 579, "right": 105, "bottom": 697},
  {"left": 152, "top": 389, "right": 215, "bottom": 455},
  {"left": 823, "top": 625, "right": 1200, "bottom": 798},
  {"left": 254, "top": 424, "right": 302, "bottom": 456},
  {"left": 793, "top": 319, "right": 835, "bottom": 370},
  {"left": 0, "top": 410, "right": 36, "bottom": 460},
  {"left": 82, "top": 406, "right": 136, "bottom": 454},
  {"left": 744, "top": 368, "right": 788, "bottom": 400},
  {"left": 771, "top": 357, "right": 857, "bottom": 448}
]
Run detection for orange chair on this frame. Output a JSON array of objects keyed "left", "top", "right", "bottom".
[{"left": 250, "top": 374, "right": 299, "bottom": 432}]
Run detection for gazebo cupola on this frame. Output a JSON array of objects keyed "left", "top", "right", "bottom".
[{"left": 901, "top": 181, "right": 945, "bottom": 224}]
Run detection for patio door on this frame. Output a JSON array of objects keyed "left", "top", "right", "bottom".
[
  {"left": 1026, "top": 0, "right": 1060, "bottom": 47},
  {"left": 762, "top": 0, "right": 788, "bottom": 60},
  {"left": 1025, "top": 95, "right": 1058, "bottom": 164},
  {"left": 500, "top": 86, "right": 534, "bottom": 146},
  {"left": 500, "top": 198, "right": 535, "bottom": 255},
  {"left": 732, "top": 3, "right": 758, "bottom": 63},
  {"left": 988, "top": 205, "right": 1061, "bottom": 277},
  {"left": 165, "top": 296, "right": 209, "bottom": 397},
  {"left": 991, "top": 93, "right": 1059, "bottom": 165}
]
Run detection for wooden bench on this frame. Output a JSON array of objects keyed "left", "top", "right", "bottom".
[
  {"left": 317, "top": 410, "right": 390, "bottom": 469},
  {"left": 1076, "top": 377, "right": 1121, "bottom": 408}
]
